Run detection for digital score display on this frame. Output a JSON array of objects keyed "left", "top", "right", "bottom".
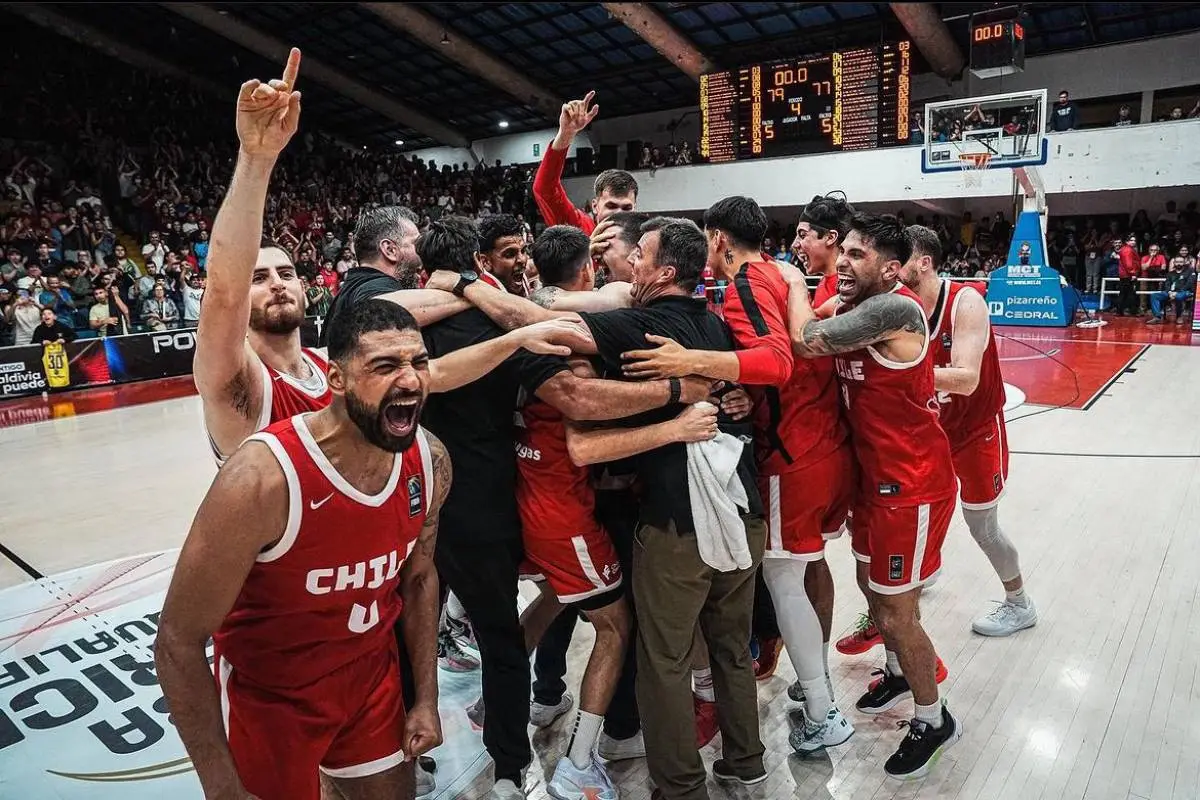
[
  {"left": 970, "top": 19, "right": 1025, "bottom": 77},
  {"left": 700, "top": 41, "right": 911, "bottom": 163}
]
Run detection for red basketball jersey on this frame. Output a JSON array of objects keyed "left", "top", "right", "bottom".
[
  {"left": 832, "top": 285, "right": 956, "bottom": 506},
  {"left": 210, "top": 348, "right": 332, "bottom": 465},
  {"left": 723, "top": 261, "right": 846, "bottom": 475},
  {"left": 515, "top": 399, "right": 595, "bottom": 537},
  {"left": 213, "top": 414, "right": 433, "bottom": 689},
  {"left": 813, "top": 271, "right": 839, "bottom": 307},
  {"left": 927, "top": 280, "right": 1006, "bottom": 445}
]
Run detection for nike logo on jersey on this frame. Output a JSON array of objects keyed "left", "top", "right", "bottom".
[{"left": 310, "top": 492, "right": 335, "bottom": 509}]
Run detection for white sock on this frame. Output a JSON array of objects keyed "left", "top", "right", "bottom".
[
  {"left": 567, "top": 710, "right": 603, "bottom": 770},
  {"left": 915, "top": 698, "right": 943, "bottom": 729},
  {"left": 446, "top": 591, "right": 467, "bottom": 621},
  {"left": 692, "top": 667, "right": 715, "bottom": 702},
  {"left": 885, "top": 649, "right": 903, "bottom": 676},
  {"left": 1006, "top": 587, "right": 1029, "bottom": 608},
  {"left": 799, "top": 676, "right": 833, "bottom": 721}
]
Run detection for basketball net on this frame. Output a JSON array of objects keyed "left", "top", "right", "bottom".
[{"left": 958, "top": 153, "right": 992, "bottom": 188}]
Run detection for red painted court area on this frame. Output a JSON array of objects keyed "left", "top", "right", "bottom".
[
  {"left": 996, "top": 316, "right": 1197, "bottom": 409},
  {"left": 0, "top": 317, "right": 1195, "bottom": 426}
]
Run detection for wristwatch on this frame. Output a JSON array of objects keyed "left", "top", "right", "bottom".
[{"left": 452, "top": 270, "right": 479, "bottom": 297}]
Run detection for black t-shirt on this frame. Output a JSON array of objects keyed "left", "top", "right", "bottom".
[
  {"left": 319, "top": 266, "right": 404, "bottom": 347},
  {"left": 421, "top": 308, "right": 569, "bottom": 542},
  {"left": 31, "top": 321, "right": 77, "bottom": 345},
  {"left": 579, "top": 294, "right": 762, "bottom": 534}
]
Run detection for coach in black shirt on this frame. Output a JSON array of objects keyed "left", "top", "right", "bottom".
[{"left": 414, "top": 217, "right": 712, "bottom": 796}]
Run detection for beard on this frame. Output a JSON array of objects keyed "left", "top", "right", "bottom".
[
  {"left": 393, "top": 255, "right": 424, "bottom": 290},
  {"left": 345, "top": 387, "right": 424, "bottom": 453},
  {"left": 249, "top": 299, "right": 304, "bottom": 334}
]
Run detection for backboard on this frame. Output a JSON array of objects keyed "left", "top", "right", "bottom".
[{"left": 921, "top": 89, "right": 1048, "bottom": 173}]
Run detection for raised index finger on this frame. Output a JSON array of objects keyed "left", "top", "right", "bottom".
[
  {"left": 582, "top": 90, "right": 596, "bottom": 108},
  {"left": 281, "top": 47, "right": 301, "bottom": 90}
]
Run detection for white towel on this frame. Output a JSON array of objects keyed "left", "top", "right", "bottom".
[{"left": 686, "top": 406, "right": 751, "bottom": 572}]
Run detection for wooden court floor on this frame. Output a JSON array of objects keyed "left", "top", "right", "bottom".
[{"left": 2, "top": 322, "right": 1199, "bottom": 800}]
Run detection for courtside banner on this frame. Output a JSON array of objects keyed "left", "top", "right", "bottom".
[
  {"left": 0, "top": 552, "right": 203, "bottom": 798},
  {"left": 0, "top": 320, "right": 325, "bottom": 401}
]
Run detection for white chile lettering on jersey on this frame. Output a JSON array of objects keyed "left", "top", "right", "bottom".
[
  {"left": 306, "top": 568, "right": 334, "bottom": 595},
  {"left": 335, "top": 561, "right": 367, "bottom": 592},
  {"left": 304, "top": 550, "right": 401, "bottom": 596},
  {"left": 936, "top": 389, "right": 952, "bottom": 405},
  {"left": 348, "top": 601, "right": 380, "bottom": 634},
  {"left": 834, "top": 358, "right": 865, "bottom": 381}
]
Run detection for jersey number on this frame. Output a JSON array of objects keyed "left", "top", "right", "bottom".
[{"left": 348, "top": 601, "right": 380, "bottom": 634}]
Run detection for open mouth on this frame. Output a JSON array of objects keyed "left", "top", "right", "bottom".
[
  {"left": 382, "top": 397, "right": 420, "bottom": 438},
  {"left": 837, "top": 275, "right": 857, "bottom": 295}
]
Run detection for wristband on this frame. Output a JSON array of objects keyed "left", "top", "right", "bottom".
[{"left": 668, "top": 377, "right": 682, "bottom": 405}]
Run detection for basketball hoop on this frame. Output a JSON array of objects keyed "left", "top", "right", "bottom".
[{"left": 958, "top": 152, "right": 992, "bottom": 188}]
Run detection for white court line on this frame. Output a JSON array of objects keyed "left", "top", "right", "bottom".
[{"left": 999, "top": 348, "right": 1061, "bottom": 362}]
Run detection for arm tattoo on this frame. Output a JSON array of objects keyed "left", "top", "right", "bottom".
[
  {"left": 799, "top": 292, "right": 925, "bottom": 356},
  {"left": 417, "top": 432, "right": 451, "bottom": 557},
  {"left": 529, "top": 285, "right": 562, "bottom": 309}
]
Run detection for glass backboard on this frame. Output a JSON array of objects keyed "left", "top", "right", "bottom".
[{"left": 920, "top": 89, "right": 1048, "bottom": 173}]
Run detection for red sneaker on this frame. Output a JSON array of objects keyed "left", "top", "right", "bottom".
[
  {"left": 694, "top": 695, "right": 719, "bottom": 748},
  {"left": 754, "top": 636, "right": 784, "bottom": 680},
  {"left": 835, "top": 613, "right": 882, "bottom": 655},
  {"left": 866, "top": 656, "right": 949, "bottom": 691}
]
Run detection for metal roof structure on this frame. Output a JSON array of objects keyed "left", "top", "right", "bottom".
[{"left": 8, "top": 2, "right": 1200, "bottom": 149}]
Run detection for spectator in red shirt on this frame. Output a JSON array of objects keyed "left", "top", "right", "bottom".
[
  {"left": 533, "top": 91, "right": 638, "bottom": 236},
  {"left": 317, "top": 258, "right": 339, "bottom": 295},
  {"left": 1117, "top": 236, "right": 1141, "bottom": 316}
]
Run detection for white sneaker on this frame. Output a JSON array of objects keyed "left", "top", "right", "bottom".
[
  {"left": 789, "top": 706, "right": 854, "bottom": 754},
  {"left": 546, "top": 755, "right": 618, "bottom": 800},
  {"left": 530, "top": 692, "right": 574, "bottom": 728},
  {"left": 972, "top": 599, "right": 1038, "bottom": 637},
  {"left": 598, "top": 729, "right": 646, "bottom": 760},
  {"left": 487, "top": 778, "right": 527, "bottom": 799},
  {"left": 415, "top": 762, "right": 436, "bottom": 798}
]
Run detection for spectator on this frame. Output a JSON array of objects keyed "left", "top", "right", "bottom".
[
  {"left": 959, "top": 211, "right": 976, "bottom": 248},
  {"left": 306, "top": 273, "right": 333, "bottom": 317},
  {"left": 1113, "top": 105, "right": 1135, "bottom": 126},
  {"left": 193, "top": 229, "right": 210, "bottom": 270},
  {"left": 113, "top": 243, "right": 140, "bottom": 278},
  {"left": 1148, "top": 256, "right": 1196, "bottom": 324},
  {"left": 89, "top": 282, "right": 129, "bottom": 338},
  {"left": 335, "top": 246, "right": 356, "bottom": 277},
  {"left": 141, "top": 283, "right": 179, "bottom": 330},
  {"left": 317, "top": 258, "right": 339, "bottom": 295},
  {"left": 1084, "top": 248, "right": 1103, "bottom": 294},
  {"left": 181, "top": 273, "right": 204, "bottom": 328},
  {"left": 30, "top": 307, "right": 76, "bottom": 346},
  {"left": 142, "top": 231, "right": 167, "bottom": 271},
  {"left": 0, "top": 287, "right": 13, "bottom": 346},
  {"left": 1051, "top": 90, "right": 1079, "bottom": 132},
  {"left": 1117, "top": 235, "right": 1141, "bottom": 316},
  {"left": 41, "top": 275, "right": 77, "bottom": 322},
  {"left": 31, "top": 242, "right": 60, "bottom": 274},
  {"left": 11, "top": 289, "right": 43, "bottom": 346}
]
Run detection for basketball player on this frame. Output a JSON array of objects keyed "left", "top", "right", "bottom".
[
  {"left": 901, "top": 226, "right": 1037, "bottom": 636},
  {"left": 477, "top": 214, "right": 528, "bottom": 293},
  {"left": 157, "top": 300, "right": 449, "bottom": 800},
  {"left": 620, "top": 196, "right": 855, "bottom": 753},
  {"left": 533, "top": 90, "right": 637, "bottom": 235},
  {"left": 783, "top": 213, "right": 961, "bottom": 779},
  {"left": 791, "top": 194, "right": 857, "bottom": 658}
]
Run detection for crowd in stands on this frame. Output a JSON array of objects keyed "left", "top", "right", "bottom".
[{"left": 637, "top": 140, "right": 695, "bottom": 170}]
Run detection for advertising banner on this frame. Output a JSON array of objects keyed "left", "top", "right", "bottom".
[
  {"left": 986, "top": 210, "right": 1078, "bottom": 327},
  {"left": 0, "top": 319, "right": 324, "bottom": 402}
]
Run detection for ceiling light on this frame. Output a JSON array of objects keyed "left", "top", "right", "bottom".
[
  {"left": 394, "top": 139, "right": 404, "bottom": 146},
  {"left": 441, "top": 31, "right": 450, "bottom": 45},
  {"left": 498, "top": 120, "right": 510, "bottom": 129}
]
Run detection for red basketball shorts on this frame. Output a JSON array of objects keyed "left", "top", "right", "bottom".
[
  {"left": 850, "top": 496, "right": 955, "bottom": 595},
  {"left": 520, "top": 521, "right": 623, "bottom": 604},
  {"left": 215, "top": 642, "right": 407, "bottom": 800},
  {"left": 950, "top": 415, "right": 1009, "bottom": 510},
  {"left": 761, "top": 444, "right": 855, "bottom": 560}
]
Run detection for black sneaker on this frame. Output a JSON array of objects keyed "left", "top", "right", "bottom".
[
  {"left": 884, "top": 705, "right": 961, "bottom": 780},
  {"left": 712, "top": 759, "right": 767, "bottom": 785},
  {"left": 856, "top": 668, "right": 912, "bottom": 714}
]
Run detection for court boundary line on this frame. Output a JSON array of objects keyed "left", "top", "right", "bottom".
[
  {"left": 1079, "top": 344, "right": 1150, "bottom": 411},
  {"left": 0, "top": 542, "right": 42, "bottom": 580}
]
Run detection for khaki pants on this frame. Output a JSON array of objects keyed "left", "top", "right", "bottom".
[{"left": 633, "top": 516, "right": 767, "bottom": 800}]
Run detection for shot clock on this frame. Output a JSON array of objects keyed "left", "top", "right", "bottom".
[{"left": 970, "top": 17, "right": 1026, "bottom": 79}]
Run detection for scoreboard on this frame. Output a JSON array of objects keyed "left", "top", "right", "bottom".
[{"left": 700, "top": 41, "right": 912, "bottom": 163}]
